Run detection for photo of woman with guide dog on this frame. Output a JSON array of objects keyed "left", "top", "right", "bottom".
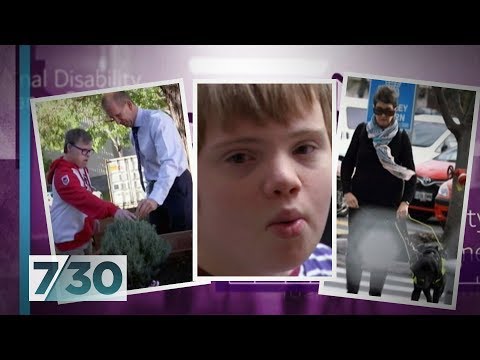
[
  {"left": 320, "top": 73, "right": 479, "bottom": 309},
  {"left": 341, "top": 85, "right": 416, "bottom": 297}
]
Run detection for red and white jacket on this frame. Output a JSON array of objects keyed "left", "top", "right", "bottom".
[{"left": 47, "top": 157, "right": 118, "bottom": 251}]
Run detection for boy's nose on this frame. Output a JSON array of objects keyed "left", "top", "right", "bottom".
[{"left": 262, "top": 157, "right": 301, "bottom": 198}]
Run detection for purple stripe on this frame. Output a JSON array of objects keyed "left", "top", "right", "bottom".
[
  {"left": 0, "top": 45, "right": 18, "bottom": 314},
  {"left": 302, "top": 244, "right": 333, "bottom": 275}
]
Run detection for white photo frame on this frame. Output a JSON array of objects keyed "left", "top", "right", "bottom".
[
  {"left": 30, "top": 79, "right": 210, "bottom": 300},
  {"left": 319, "top": 72, "right": 480, "bottom": 310},
  {"left": 193, "top": 79, "right": 337, "bottom": 282}
]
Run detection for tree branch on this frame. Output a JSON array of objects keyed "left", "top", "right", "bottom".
[
  {"left": 104, "top": 127, "right": 120, "bottom": 157},
  {"left": 463, "top": 91, "right": 476, "bottom": 128},
  {"left": 433, "top": 87, "right": 461, "bottom": 138},
  {"left": 455, "top": 91, "right": 464, "bottom": 115}
]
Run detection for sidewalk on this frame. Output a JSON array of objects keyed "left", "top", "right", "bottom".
[{"left": 337, "top": 237, "right": 423, "bottom": 277}]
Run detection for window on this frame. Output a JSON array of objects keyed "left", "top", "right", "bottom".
[
  {"left": 434, "top": 147, "right": 457, "bottom": 162},
  {"left": 410, "top": 122, "right": 448, "bottom": 147},
  {"left": 346, "top": 107, "right": 367, "bottom": 130}
]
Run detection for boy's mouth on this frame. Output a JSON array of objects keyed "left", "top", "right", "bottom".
[{"left": 267, "top": 209, "right": 306, "bottom": 239}]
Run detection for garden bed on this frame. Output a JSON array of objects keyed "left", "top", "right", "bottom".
[
  {"left": 162, "top": 230, "right": 192, "bottom": 253},
  {"left": 97, "top": 220, "right": 193, "bottom": 287},
  {"left": 152, "top": 230, "right": 193, "bottom": 286},
  {"left": 152, "top": 250, "right": 193, "bottom": 285}
]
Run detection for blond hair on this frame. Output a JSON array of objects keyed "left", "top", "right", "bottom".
[{"left": 197, "top": 83, "right": 332, "bottom": 152}]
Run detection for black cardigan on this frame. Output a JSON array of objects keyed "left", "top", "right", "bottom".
[{"left": 341, "top": 122, "right": 416, "bottom": 208}]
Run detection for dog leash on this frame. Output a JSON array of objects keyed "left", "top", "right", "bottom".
[
  {"left": 405, "top": 214, "right": 444, "bottom": 251},
  {"left": 394, "top": 214, "right": 445, "bottom": 270},
  {"left": 394, "top": 218, "right": 419, "bottom": 266}
]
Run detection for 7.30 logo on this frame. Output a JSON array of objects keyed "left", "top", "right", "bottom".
[{"left": 29, "top": 255, "right": 127, "bottom": 302}]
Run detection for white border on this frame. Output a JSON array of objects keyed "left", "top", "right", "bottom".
[
  {"left": 319, "top": 72, "right": 480, "bottom": 310},
  {"left": 30, "top": 79, "right": 210, "bottom": 301},
  {"left": 193, "top": 78, "right": 337, "bottom": 282}
]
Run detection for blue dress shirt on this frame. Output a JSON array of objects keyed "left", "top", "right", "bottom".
[{"left": 131, "top": 108, "right": 189, "bottom": 206}]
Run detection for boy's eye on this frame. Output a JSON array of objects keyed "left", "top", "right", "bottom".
[
  {"left": 226, "top": 153, "right": 254, "bottom": 164},
  {"left": 293, "top": 144, "right": 317, "bottom": 155}
]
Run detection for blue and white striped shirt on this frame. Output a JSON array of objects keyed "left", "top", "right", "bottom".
[{"left": 299, "top": 243, "right": 333, "bottom": 277}]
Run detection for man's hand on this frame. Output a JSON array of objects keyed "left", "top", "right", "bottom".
[
  {"left": 397, "top": 201, "right": 409, "bottom": 219},
  {"left": 114, "top": 209, "right": 137, "bottom": 221},
  {"left": 343, "top": 192, "right": 359, "bottom": 209},
  {"left": 136, "top": 198, "right": 159, "bottom": 219}
]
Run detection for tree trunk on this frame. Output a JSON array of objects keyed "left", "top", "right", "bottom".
[
  {"left": 161, "top": 84, "right": 190, "bottom": 167},
  {"left": 434, "top": 88, "right": 474, "bottom": 258},
  {"left": 443, "top": 138, "right": 469, "bottom": 256},
  {"left": 112, "top": 138, "right": 122, "bottom": 158}
]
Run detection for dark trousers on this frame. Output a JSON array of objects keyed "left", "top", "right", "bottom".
[
  {"left": 346, "top": 205, "right": 406, "bottom": 297},
  {"left": 148, "top": 170, "right": 192, "bottom": 235}
]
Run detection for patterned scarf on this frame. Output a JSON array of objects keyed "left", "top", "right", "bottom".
[{"left": 366, "top": 117, "right": 415, "bottom": 180}]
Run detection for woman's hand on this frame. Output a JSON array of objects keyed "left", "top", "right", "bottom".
[
  {"left": 344, "top": 192, "right": 359, "bottom": 209},
  {"left": 397, "top": 201, "right": 409, "bottom": 219}
]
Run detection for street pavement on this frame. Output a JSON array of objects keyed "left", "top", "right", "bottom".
[{"left": 323, "top": 215, "right": 450, "bottom": 305}]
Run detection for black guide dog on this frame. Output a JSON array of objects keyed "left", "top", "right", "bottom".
[
  {"left": 396, "top": 220, "right": 446, "bottom": 303},
  {"left": 410, "top": 243, "right": 446, "bottom": 303}
]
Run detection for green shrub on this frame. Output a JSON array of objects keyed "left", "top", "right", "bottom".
[{"left": 100, "top": 219, "right": 172, "bottom": 290}]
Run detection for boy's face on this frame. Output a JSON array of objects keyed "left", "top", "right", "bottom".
[
  {"left": 67, "top": 140, "right": 93, "bottom": 168},
  {"left": 198, "top": 102, "right": 332, "bottom": 276}
]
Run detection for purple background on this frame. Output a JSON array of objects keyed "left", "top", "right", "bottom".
[
  {"left": 0, "top": 45, "right": 18, "bottom": 314},
  {"left": 8, "top": 45, "right": 480, "bottom": 314}
]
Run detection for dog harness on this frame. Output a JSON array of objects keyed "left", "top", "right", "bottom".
[{"left": 412, "top": 253, "right": 446, "bottom": 285}]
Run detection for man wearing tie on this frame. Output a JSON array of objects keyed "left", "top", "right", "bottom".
[{"left": 101, "top": 91, "right": 192, "bottom": 234}]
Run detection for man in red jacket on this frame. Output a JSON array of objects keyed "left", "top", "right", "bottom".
[{"left": 47, "top": 128, "right": 136, "bottom": 255}]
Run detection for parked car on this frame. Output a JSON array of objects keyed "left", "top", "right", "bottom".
[
  {"left": 434, "top": 168, "right": 467, "bottom": 227},
  {"left": 337, "top": 97, "right": 369, "bottom": 160},
  {"left": 415, "top": 107, "right": 440, "bottom": 115},
  {"left": 409, "top": 147, "right": 457, "bottom": 222},
  {"left": 409, "top": 114, "right": 457, "bottom": 164},
  {"left": 337, "top": 97, "right": 457, "bottom": 163},
  {"left": 434, "top": 179, "right": 451, "bottom": 227}
]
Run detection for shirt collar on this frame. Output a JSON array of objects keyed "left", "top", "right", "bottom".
[
  {"left": 290, "top": 266, "right": 301, "bottom": 276},
  {"left": 133, "top": 107, "right": 145, "bottom": 127}
]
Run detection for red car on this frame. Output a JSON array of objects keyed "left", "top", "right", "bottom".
[
  {"left": 434, "top": 168, "right": 467, "bottom": 226},
  {"left": 434, "top": 178, "right": 452, "bottom": 225},
  {"left": 409, "top": 147, "right": 457, "bottom": 222}
]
